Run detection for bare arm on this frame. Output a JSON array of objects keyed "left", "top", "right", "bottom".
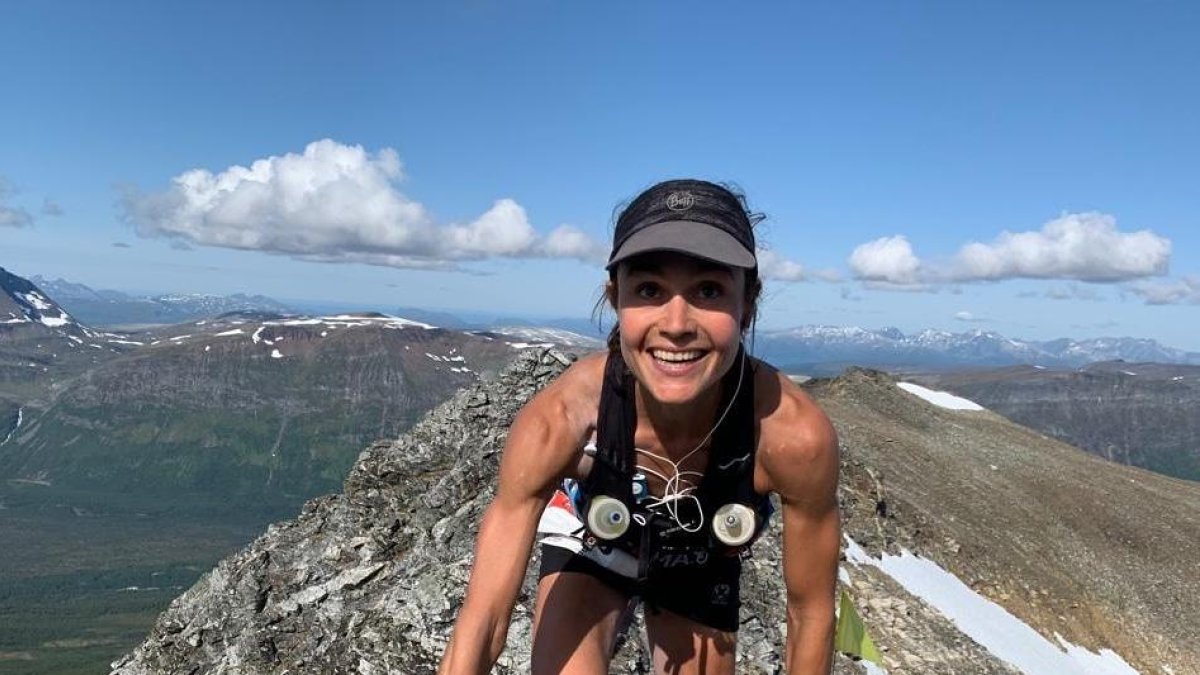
[
  {"left": 762, "top": 378, "right": 841, "bottom": 675},
  {"left": 438, "top": 358, "right": 598, "bottom": 674}
]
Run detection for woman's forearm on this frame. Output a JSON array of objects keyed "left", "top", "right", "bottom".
[
  {"left": 785, "top": 606, "right": 835, "bottom": 675},
  {"left": 438, "top": 609, "right": 507, "bottom": 675},
  {"left": 439, "top": 496, "right": 540, "bottom": 674}
]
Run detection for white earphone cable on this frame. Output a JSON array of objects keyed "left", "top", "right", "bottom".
[{"left": 632, "top": 347, "right": 746, "bottom": 534}]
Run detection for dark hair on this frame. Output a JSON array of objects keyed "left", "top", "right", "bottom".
[{"left": 595, "top": 179, "right": 765, "bottom": 353}]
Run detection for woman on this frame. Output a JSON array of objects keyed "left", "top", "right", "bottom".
[{"left": 438, "top": 179, "right": 841, "bottom": 674}]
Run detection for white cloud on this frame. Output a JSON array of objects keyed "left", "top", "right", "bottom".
[
  {"left": 951, "top": 212, "right": 1169, "bottom": 282},
  {"left": 537, "top": 224, "right": 606, "bottom": 260},
  {"left": 41, "top": 198, "right": 63, "bottom": 217},
  {"left": 0, "top": 178, "right": 33, "bottom": 228},
  {"left": 1127, "top": 276, "right": 1200, "bottom": 305},
  {"left": 756, "top": 248, "right": 806, "bottom": 282},
  {"left": 120, "top": 139, "right": 604, "bottom": 268},
  {"left": 953, "top": 310, "right": 986, "bottom": 323},
  {"left": 443, "top": 198, "right": 536, "bottom": 257},
  {"left": 848, "top": 213, "right": 1171, "bottom": 294},
  {"left": 848, "top": 235, "right": 921, "bottom": 285}
]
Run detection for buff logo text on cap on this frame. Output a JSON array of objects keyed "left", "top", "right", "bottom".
[{"left": 665, "top": 191, "right": 695, "bottom": 212}]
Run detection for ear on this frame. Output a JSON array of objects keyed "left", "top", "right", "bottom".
[{"left": 605, "top": 280, "right": 618, "bottom": 309}]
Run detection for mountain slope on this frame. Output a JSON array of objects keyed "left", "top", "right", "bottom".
[
  {"left": 1, "top": 266, "right": 133, "bottom": 386},
  {"left": 0, "top": 312, "right": 521, "bottom": 507},
  {"left": 816, "top": 368, "right": 1198, "bottom": 673},
  {"left": 912, "top": 362, "right": 1200, "bottom": 481},
  {"left": 112, "top": 352, "right": 1200, "bottom": 674}
]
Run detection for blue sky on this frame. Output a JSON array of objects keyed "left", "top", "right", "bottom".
[{"left": 3, "top": 2, "right": 1199, "bottom": 348}]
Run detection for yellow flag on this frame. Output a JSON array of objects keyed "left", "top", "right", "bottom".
[{"left": 834, "top": 588, "right": 883, "bottom": 665}]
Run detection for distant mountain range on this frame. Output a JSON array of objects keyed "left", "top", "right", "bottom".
[
  {"left": 29, "top": 275, "right": 294, "bottom": 326},
  {"left": 22, "top": 273, "right": 1200, "bottom": 372},
  {"left": 756, "top": 325, "right": 1200, "bottom": 374}
]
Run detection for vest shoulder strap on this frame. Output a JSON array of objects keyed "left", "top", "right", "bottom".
[
  {"left": 705, "top": 347, "right": 764, "bottom": 506},
  {"left": 582, "top": 351, "right": 635, "bottom": 501}
]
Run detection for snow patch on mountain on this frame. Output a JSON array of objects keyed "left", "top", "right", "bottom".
[
  {"left": 232, "top": 314, "right": 436, "bottom": 333},
  {"left": 843, "top": 538, "right": 1141, "bottom": 675},
  {"left": 15, "top": 290, "right": 73, "bottom": 327},
  {"left": 897, "top": 382, "right": 984, "bottom": 411},
  {"left": 490, "top": 326, "right": 602, "bottom": 348}
]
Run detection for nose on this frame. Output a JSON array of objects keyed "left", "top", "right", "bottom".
[{"left": 659, "top": 293, "right": 696, "bottom": 338}]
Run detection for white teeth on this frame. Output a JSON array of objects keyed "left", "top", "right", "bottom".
[{"left": 651, "top": 350, "right": 703, "bottom": 363}]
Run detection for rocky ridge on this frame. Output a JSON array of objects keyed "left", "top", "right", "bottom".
[{"left": 111, "top": 350, "right": 1200, "bottom": 674}]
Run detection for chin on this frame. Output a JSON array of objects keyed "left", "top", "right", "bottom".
[{"left": 644, "top": 382, "right": 707, "bottom": 406}]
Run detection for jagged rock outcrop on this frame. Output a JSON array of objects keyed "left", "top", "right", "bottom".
[{"left": 112, "top": 351, "right": 1199, "bottom": 674}]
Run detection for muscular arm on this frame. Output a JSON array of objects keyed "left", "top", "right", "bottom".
[
  {"left": 762, "top": 377, "right": 841, "bottom": 675},
  {"left": 437, "top": 356, "right": 599, "bottom": 675}
]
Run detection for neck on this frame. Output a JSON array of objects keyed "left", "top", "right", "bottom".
[{"left": 634, "top": 379, "right": 724, "bottom": 457}]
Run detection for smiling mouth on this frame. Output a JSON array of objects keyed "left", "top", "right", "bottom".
[{"left": 650, "top": 349, "right": 707, "bottom": 364}]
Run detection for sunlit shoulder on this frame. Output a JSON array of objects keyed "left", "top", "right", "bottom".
[
  {"left": 752, "top": 358, "right": 840, "bottom": 503},
  {"left": 516, "top": 350, "right": 607, "bottom": 436}
]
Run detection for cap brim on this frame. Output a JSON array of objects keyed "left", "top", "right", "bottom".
[{"left": 606, "top": 221, "right": 757, "bottom": 270}]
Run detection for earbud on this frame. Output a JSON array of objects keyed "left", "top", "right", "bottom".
[
  {"left": 587, "top": 496, "right": 631, "bottom": 540},
  {"left": 712, "top": 503, "right": 756, "bottom": 546}
]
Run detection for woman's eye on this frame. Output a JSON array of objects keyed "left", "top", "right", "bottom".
[
  {"left": 697, "top": 282, "right": 723, "bottom": 300},
  {"left": 635, "top": 283, "right": 661, "bottom": 299}
]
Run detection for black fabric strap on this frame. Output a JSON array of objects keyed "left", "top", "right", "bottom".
[
  {"left": 706, "top": 345, "right": 762, "bottom": 507},
  {"left": 584, "top": 351, "right": 636, "bottom": 504}
]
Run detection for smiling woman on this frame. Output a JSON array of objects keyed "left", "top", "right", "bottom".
[{"left": 438, "top": 180, "right": 842, "bottom": 675}]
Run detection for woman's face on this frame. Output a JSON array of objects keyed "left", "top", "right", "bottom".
[{"left": 613, "top": 251, "right": 748, "bottom": 407}]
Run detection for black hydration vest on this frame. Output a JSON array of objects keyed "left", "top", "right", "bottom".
[{"left": 579, "top": 346, "right": 770, "bottom": 577}]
